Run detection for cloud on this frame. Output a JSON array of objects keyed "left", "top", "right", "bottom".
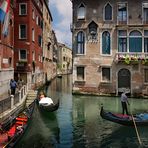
[{"left": 49, "top": 0, "right": 72, "bottom": 47}]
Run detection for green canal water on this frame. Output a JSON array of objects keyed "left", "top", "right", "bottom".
[{"left": 16, "top": 75, "right": 148, "bottom": 148}]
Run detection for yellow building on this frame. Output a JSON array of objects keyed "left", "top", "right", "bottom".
[
  {"left": 58, "top": 43, "right": 72, "bottom": 75},
  {"left": 43, "top": 0, "right": 58, "bottom": 82}
]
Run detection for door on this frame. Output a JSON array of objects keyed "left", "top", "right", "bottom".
[{"left": 118, "top": 68, "right": 131, "bottom": 95}]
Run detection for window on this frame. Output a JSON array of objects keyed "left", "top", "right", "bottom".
[
  {"left": 36, "top": 16, "right": 39, "bottom": 25},
  {"left": 19, "top": 3, "right": 27, "bottom": 15},
  {"left": 102, "top": 31, "right": 111, "bottom": 54},
  {"left": 77, "top": 67, "right": 84, "bottom": 81},
  {"left": 38, "top": 17, "right": 40, "bottom": 26},
  {"left": 104, "top": 3, "right": 112, "bottom": 21},
  {"left": 32, "top": 28, "right": 35, "bottom": 41},
  {"left": 144, "top": 30, "right": 148, "bottom": 52},
  {"left": 47, "top": 42, "right": 51, "bottom": 50},
  {"left": 129, "top": 30, "right": 142, "bottom": 52},
  {"left": 38, "top": 35, "right": 42, "bottom": 47},
  {"left": 63, "top": 57, "right": 66, "bottom": 61},
  {"left": 144, "top": 69, "right": 148, "bottom": 83},
  {"left": 102, "top": 67, "right": 111, "bottom": 82},
  {"left": 19, "top": 49, "right": 27, "bottom": 60},
  {"left": 76, "top": 31, "right": 85, "bottom": 54},
  {"left": 46, "top": 13, "right": 48, "bottom": 20},
  {"left": 117, "top": 3, "right": 127, "bottom": 24},
  {"left": 77, "top": 4, "right": 85, "bottom": 20},
  {"left": 9, "top": 57, "right": 12, "bottom": 66},
  {"left": 32, "top": 51, "right": 35, "bottom": 61},
  {"left": 32, "top": 9, "right": 35, "bottom": 19},
  {"left": 19, "top": 24, "right": 27, "bottom": 39},
  {"left": 143, "top": 3, "right": 148, "bottom": 24},
  {"left": 118, "top": 30, "right": 127, "bottom": 52}
]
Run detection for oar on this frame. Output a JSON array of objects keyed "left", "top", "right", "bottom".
[{"left": 130, "top": 111, "right": 142, "bottom": 146}]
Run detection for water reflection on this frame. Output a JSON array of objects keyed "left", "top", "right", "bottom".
[{"left": 16, "top": 75, "right": 148, "bottom": 148}]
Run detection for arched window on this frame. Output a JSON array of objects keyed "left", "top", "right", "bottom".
[
  {"left": 129, "top": 31, "right": 142, "bottom": 52},
  {"left": 77, "top": 4, "right": 85, "bottom": 20},
  {"left": 104, "top": 3, "right": 112, "bottom": 20},
  {"left": 102, "top": 31, "right": 110, "bottom": 54},
  {"left": 76, "top": 31, "right": 85, "bottom": 54}
]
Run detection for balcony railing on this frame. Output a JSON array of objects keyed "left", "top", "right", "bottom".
[{"left": 114, "top": 52, "right": 148, "bottom": 64}]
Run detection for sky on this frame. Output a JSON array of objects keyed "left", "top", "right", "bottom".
[{"left": 49, "top": 0, "right": 72, "bottom": 48}]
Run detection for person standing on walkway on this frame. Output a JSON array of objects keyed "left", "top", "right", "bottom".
[
  {"left": 18, "top": 78, "right": 24, "bottom": 90},
  {"left": 10, "top": 79, "right": 17, "bottom": 95},
  {"left": 121, "top": 91, "right": 130, "bottom": 115}
]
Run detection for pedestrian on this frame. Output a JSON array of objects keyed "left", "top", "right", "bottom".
[
  {"left": 121, "top": 91, "right": 130, "bottom": 115},
  {"left": 18, "top": 78, "right": 24, "bottom": 89},
  {"left": 10, "top": 79, "right": 17, "bottom": 95}
]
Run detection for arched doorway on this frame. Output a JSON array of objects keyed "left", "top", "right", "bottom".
[{"left": 118, "top": 68, "right": 131, "bottom": 95}]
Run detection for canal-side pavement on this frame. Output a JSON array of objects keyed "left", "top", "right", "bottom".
[{"left": 0, "top": 84, "right": 37, "bottom": 124}]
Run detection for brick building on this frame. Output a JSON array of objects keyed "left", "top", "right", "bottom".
[
  {"left": 14, "top": 0, "right": 44, "bottom": 89},
  {"left": 0, "top": 1, "right": 15, "bottom": 100},
  {"left": 71, "top": 0, "right": 148, "bottom": 97}
]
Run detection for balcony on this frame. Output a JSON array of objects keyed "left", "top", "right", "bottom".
[
  {"left": 114, "top": 52, "right": 148, "bottom": 65},
  {"left": 16, "top": 61, "right": 29, "bottom": 71},
  {"left": 16, "top": 65, "right": 29, "bottom": 71}
]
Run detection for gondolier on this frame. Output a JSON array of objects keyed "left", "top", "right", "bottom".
[{"left": 121, "top": 91, "right": 130, "bottom": 115}]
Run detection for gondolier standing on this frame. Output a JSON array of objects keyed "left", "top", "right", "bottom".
[{"left": 121, "top": 91, "right": 130, "bottom": 115}]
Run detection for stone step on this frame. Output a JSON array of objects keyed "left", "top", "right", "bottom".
[
  {"left": 27, "top": 94, "right": 37, "bottom": 97},
  {"left": 26, "top": 99, "right": 34, "bottom": 103},
  {"left": 27, "top": 96, "right": 36, "bottom": 99}
]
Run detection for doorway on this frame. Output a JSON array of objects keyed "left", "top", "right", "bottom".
[{"left": 118, "top": 68, "right": 131, "bottom": 95}]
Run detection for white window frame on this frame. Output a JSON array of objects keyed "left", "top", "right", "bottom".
[
  {"left": 32, "top": 9, "right": 35, "bottom": 20},
  {"left": 76, "top": 66, "right": 85, "bottom": 81},
  {"left": 19, "top": 3, "right": 27, "bottom": 15},
  {"left": 100, "top": 31, "right": 112, "bottom": 56},
  {"left": 142, "top": 2, "right": 148, "bottom": 24},
  {"left": 103, "top": 2, "right": 113, "bottom": 21},
  {"left": 19, "top": 24, "right": 27, "bottom": 39},
  {"left": 32, "top": 51, "right": 35, "bottom": 61},
  {"left": 76, "top": 31, "right": 86, "bottom": 55},
  {"left": 101, "top": 66, "right": 112, "bottom": 83},
  {"left": 19, "top": 49, "right": 27, "bottom": 61},
  {"left": 77, "top": 3, "right": 86, "bottom": 20},
  {"left": 117, "top": 2, "right": 128, "bottom": 25},
  {"left": 36, "top": 16, "right": 39, "bottom": 25}
]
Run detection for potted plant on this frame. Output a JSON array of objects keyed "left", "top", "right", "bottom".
[{"left": 124, "top": 54, "right": 130, "bottom": 64}]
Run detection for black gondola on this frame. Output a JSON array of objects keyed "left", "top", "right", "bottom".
[
  {"left": 37, "top": 98, "right": 59, "bottom": 112},
  {"left": 0, "top": 101, "right": 35, "bottom": 147},
  {"left": 57, "top": 74, "right": 62, "bottom": 78},
  {"left": 100, "top": 106, "right": 148, "bottom": 126}
]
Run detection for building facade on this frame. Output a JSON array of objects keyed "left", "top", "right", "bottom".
[
  {"left": 57, "top": 43, "right": 72, "bottom": 75},
  {"left": 0, "top": 1, "right": 15, "bottom": 100},
  {"left": 71, "top": 0, "right": 148, "bottom": 97},
  {"left": 42, "top": 0, "right": 54, "bottom": 82},
  {"left": 14, "top": 0, "right": 44, "bottom": 89}
]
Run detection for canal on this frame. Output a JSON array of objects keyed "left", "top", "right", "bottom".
[{"left": 16, "top": 75, "right": 148, "bottom": 148}]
